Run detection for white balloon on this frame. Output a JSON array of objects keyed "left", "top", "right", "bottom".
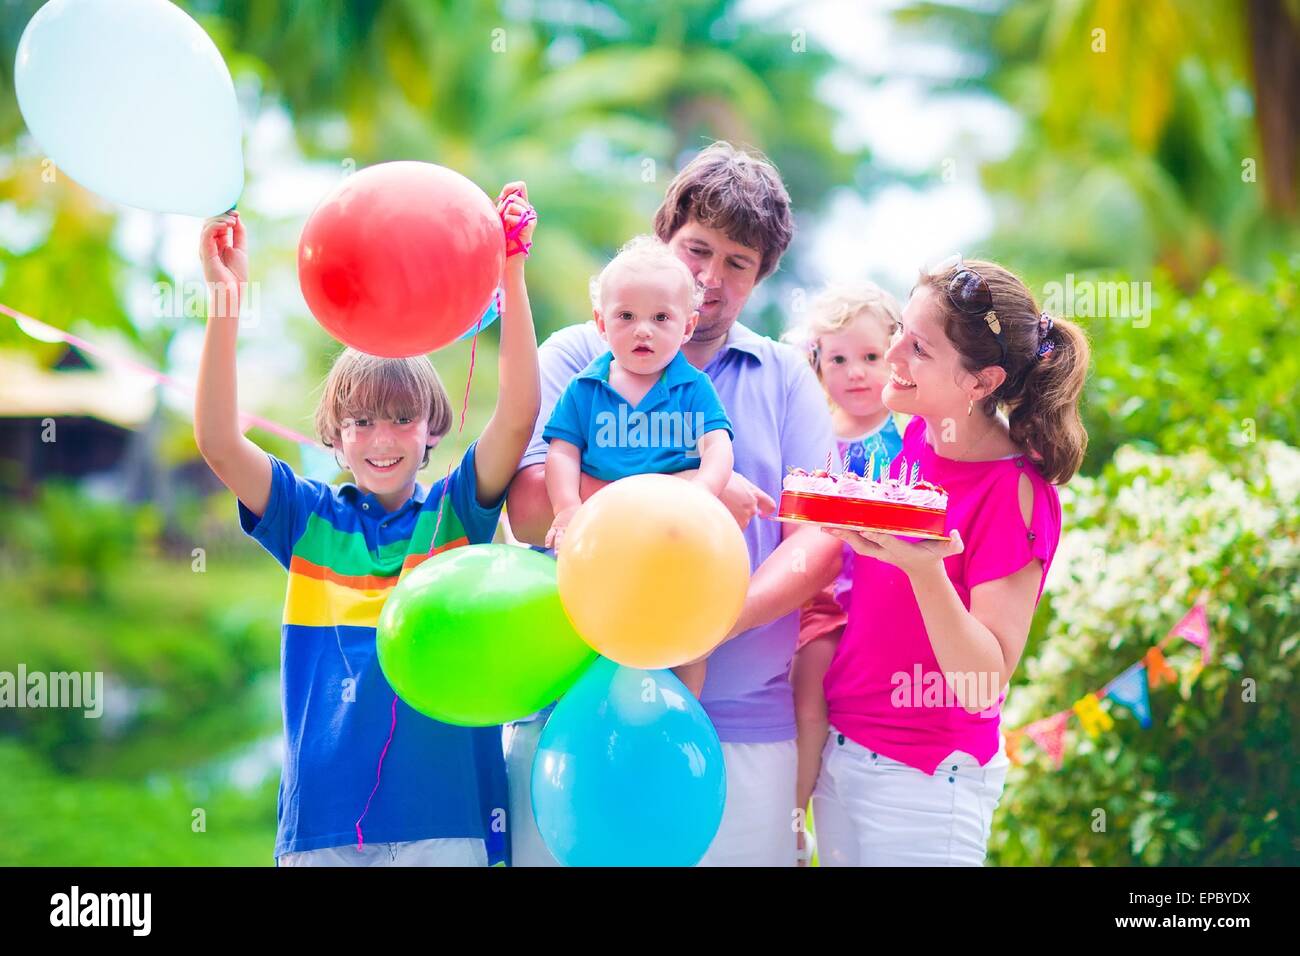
[{"left": 15, "top": 0, "right": 244, "bottom": 216}]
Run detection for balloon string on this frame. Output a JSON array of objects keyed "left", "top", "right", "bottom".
[
  {"left": 504, "top": 205, "right": 537, "bottom": 258},
  {"left": 458, "top": 291, "right": 490, "bottom": 433},
  {"left": 355, "top": 694, "right": 399, "bottom": 851},
  {"left": 426, "top": 285, "right": 496, "bottom": 557}
]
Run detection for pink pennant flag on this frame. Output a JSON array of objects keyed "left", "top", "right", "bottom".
[
  {"left": 1024, "top": 711, "right": 1071, "bottom": 770},
  {"left": 1169, "top": 602, "right": 1211, "bottom": 664}
]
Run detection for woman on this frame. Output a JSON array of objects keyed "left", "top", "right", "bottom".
[{"left": 811, "top": 256, "right": 1090, "bottom": 866}]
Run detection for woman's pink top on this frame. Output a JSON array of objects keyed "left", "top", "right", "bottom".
[{"left": 823, "top": 416, "right": 1062, "bottom": 773}]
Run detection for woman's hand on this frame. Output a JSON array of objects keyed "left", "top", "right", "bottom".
[{"left": 824, "top": 527, "right": 964, "bottom": 578}]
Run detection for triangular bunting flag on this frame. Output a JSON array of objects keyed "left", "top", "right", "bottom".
[
  {"left": 1024, "top": 712, "right": 1071, "bottom": 769},
  {"left": 1144, "top": 646, "right": 1177, "bottom": 689},
  {"left": 1072, "top": 692, "right": 1115, "bottom": 739},
  {"left": 1004, "top": 728, "right": 1024, "bottom": 767},
  {"left": 1170, "top": 602, "right": 1212, "bottom": 664},
  {"left": 1105, "top": 663, "right": 1153, "bottom": 729}
]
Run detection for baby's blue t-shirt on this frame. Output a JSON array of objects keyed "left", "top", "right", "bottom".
[{"left": 541, "top": 350, "right": 733, "bottom": 481}]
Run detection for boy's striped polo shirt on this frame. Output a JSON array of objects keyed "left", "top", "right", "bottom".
[{"left": 238, "top": 440, "right": 508, "bottom": 861}]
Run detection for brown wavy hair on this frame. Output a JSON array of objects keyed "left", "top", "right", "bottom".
[
  {"left": 916, "top": 259, "right": 1090, "bottom": 484},
  {"left": 653, "top": 141, "right": 794, "bottom": 280}
]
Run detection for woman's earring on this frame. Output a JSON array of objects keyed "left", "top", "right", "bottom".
[{"left": 967, "top": 398, "right": 974, "bottom": 417}]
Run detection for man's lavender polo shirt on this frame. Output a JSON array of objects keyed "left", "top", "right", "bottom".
[{"left": 521, "top": 321, "right": 836, "bottom": 743}]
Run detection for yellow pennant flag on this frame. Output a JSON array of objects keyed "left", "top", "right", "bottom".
[{"left": 1072, "top": 693, "right": 1114, "bottom": 739}]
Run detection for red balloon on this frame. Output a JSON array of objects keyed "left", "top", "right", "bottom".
[{"left": 297, "top": 161, "right": 504, "bottom": 357}]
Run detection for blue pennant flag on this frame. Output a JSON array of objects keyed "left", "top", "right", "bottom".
[{"left": 1106, "top": 662, "right": 1153, "bottom": 729}]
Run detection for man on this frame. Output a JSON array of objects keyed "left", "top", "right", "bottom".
[{"left": 506, "top": 142, "right": 842, "bottom": 866}]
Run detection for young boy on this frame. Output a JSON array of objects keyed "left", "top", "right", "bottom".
[
  {"left": 542, "top": 235, "right": 734, "bottom": 693},
  {"left": 194, "top": 183, "right": 540, "bottom": 866}
]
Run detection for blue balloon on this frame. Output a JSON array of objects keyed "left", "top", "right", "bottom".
[
  {"left": 15, "top": 0, "right": 243, "bottom": 216},
  {"left": 456, "top": 287, "right": 501, "bottom": 341},
  {"left": 531, "top": 657, "right": 726, "bottom": 866}
]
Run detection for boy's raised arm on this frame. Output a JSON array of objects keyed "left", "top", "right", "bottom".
[
  {"left": 194, "top": 212, "right": 273, "bottom": 517},
  {"left": 475, "top": 182, "right": 541, "bottom": 506}
]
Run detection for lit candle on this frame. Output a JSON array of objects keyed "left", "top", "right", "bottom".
[
  {"left": 866, "top": 450, "right": 876, "bottom": 481},
  {"left": 910, "top": 461, "right": 921, "bottom": 484},
  {"left": 825, "top": 449, "right": 833, "bottom": 473}
]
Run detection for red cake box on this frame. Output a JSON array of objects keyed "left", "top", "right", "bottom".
[{"left": 775, "top": 467, "right": 949, "bottom": 540}]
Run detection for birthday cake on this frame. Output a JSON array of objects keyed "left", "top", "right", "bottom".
[{"left": 776, "top": 463, "right": 949, "bottom": 540}]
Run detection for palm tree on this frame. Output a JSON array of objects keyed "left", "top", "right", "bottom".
[
  {"left": 892, "top": 0, "right": 1300, "bottom": 284},
  {"left": 208, "top": 0, "right": 863, "bottom": 334}
]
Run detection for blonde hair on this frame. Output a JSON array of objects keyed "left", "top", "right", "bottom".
[
  {"left": 315, "top": 348, "right": 453, "bottom": 466},
  {"left": 783, "top": 281, "right": 902, "bottom": 379},
  {"left": 588, "top": 234, "right": 704, "bottom": 313}
]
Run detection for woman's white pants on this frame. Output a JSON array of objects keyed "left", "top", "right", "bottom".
[{"left": 811, "top": 725, "right": 1009, "bottom": 866}]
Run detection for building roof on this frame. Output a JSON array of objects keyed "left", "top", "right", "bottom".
[{"left": 0, "top": 348, "right": 154, "bottom": 429}]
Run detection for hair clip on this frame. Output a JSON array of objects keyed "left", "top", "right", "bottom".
[{"left": 1036, "top": 312, "right": 1056, "bottom": 359}]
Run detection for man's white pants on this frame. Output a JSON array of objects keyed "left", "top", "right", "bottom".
[
  {"left": 811, "top": 725, "right": 1009, "bottom": 866},
  {"left": 504, "top": 718, "right": 798, "bottom": 867}
]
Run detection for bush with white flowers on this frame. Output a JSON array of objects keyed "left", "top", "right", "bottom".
[{"left": 991, "top": 441, "right": 1299, "bottom": 865}]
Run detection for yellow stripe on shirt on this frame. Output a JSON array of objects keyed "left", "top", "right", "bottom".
[{"left": 283, "top": 570, "right": 395, "bottom": 629}]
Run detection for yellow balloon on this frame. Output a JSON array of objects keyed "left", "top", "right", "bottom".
[{"left": 557, "top": 473, "right": 751, "bottom": 669}]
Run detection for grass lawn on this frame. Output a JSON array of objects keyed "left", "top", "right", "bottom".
[{"left": 1, "top": 543, "right": 286, "bottom": 865}]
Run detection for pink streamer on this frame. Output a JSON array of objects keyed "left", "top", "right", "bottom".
[{"left": 1, "top": 302, "right": 326, "bottom": 450}]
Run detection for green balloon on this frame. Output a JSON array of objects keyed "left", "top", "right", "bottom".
[{"left": 377, "top": 544, "right": 595, "bottom": 726}]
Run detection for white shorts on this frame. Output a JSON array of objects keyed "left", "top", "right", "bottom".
[
  {"left": 504, "top": 719, "right": 798, "bottom": 867},
  {"left": 276, "top": 837, "right": 487, "bottom": 867},
  {"left": 503, "top": 718, "right": 561, "bottom": 867},
  {"left": 811, "top": 725, "right": 1008, "bottom": 866},
  {"left": 698, "top": 739, "right": 799, "bottom": 867}
]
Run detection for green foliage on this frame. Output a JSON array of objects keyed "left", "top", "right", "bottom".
[
  {"left": 992, "top": 442, "right": 1300, "bottom": 865},
  {"left": 895, "top": 0, "right": 1300, "bottom": 283},
  {"left": 0, "top": 742, "right": 277, "bottom": 866},
  {"left": 1, "top": 483, "right": 160, "bottom": 602},
  {"left": 0, "top": 541, "right": 283, "bottom": 770},
  {"left": 1076, "top": 257, "right": 1300, "bottom": 474}
]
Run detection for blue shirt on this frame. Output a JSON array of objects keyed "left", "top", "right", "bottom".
[
  {"left": 835, "top": 414, "right": 904, "bottom": 479},
  {"left": 237, "top": 441, "right": 509, "bottom": 860},
  {"left": 522, "top": 322, "right": 836, "bottom": 742},
  {"left": 542, "top": 350, "right": 733, "bottom": 481}
]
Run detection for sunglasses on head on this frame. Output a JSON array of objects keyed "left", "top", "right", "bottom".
[{"left": 930, "top": 254, "right": 1007, "bottom": 367}]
